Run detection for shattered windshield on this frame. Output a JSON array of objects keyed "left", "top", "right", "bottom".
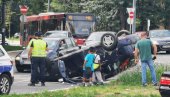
[{"left": 43, "top": 39, "right": 59, "bottom": 50}]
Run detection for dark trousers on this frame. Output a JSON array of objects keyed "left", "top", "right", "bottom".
[{"left": 30, "top": 57, "right": 46, "bottom": 83}]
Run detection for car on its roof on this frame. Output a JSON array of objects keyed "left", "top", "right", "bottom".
[
  {"left": 148, "top": 29, "right": 170, "bottom": 53},
  {"left": 0, "top": 45, "right": 14, "bottom": 94},
  {"left": 43, "top": 30, "right": 72, "bottom": 38}
]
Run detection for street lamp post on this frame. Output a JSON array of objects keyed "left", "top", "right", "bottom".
[
  {"left": 19, "top": 5, "right": 28, "bottom": 46},
  {"left": 1, "top": 0, "right": 6, "bottom": 46},
  {"left": 132, "top": 0, "right": 136, "bottom": 33},
  {"left": 47, "top": 0, "right": 50, "bottom": 12}
]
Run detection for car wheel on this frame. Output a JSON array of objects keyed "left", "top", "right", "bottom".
[
  {"left": 0, "top": 74, "right": 11, "bottom": 94},
  {"left": 101, "top": 33, "right": 117, "bottom": 51},
  {"left": 116, "top": 30, "right": 130, "bottom": 37}
]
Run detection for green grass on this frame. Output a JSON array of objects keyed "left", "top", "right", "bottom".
[
  {"left": 3, "top": 45, "right": 23, "bottom": 51},
  {"left": 1, "top": 65, "right": 165, "bottom": 97}
]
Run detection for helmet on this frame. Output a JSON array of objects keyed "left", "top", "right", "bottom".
[{"left": 34, "top": 32, "right": 42, "bottom": 37}]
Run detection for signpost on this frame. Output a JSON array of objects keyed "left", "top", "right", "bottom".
[
  {"left": 19, "top": 5, "right": 28, "bottom": 46},
  {"left": 127, "top": 8, "right": 135, "bottom": 34}
]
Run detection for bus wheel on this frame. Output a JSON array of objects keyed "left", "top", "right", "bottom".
[
  {"left": 116, "top": 30, "right": 130, "bottom": 37},
  {"left": 101, "top": 33, "right": 117, "bottom": 51}
]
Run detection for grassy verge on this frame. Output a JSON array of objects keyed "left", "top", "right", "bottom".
[
  {"left": 3, "top": 45, "right": 23, "bottom": 51},
  {"left": 2, "top": 65, "right": 165, "bottom": 97}
]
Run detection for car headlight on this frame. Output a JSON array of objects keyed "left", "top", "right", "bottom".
[
  {"left": 152, "top": 41, "right": 159, "bottom": 45},
  {"left": 15, "top": 57, "right": 20, "bottom": 60}
]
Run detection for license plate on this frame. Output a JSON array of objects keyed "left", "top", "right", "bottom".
[{"left": 162, "top": 45, "right": 170, "bottom": 48}]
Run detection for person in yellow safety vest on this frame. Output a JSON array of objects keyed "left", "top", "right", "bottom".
[{"left": 28, "top": 32, "right": 48, "bottom": 86}]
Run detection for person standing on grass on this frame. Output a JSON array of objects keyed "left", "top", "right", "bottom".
[
  {"left": 92, "top": 49, "right": 104, "bottom": 85},
  {"left": 82, "top": 47, "right": 95, "bottom": 86},
  {"left": 134, "top": 31, "right": 157, "bottom": 87}
]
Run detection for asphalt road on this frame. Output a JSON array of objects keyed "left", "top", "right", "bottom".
[{"left": 7, "top": 51, "right": 170, "bottom": 94}]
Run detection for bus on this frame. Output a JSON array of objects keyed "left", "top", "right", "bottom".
[
  {"left": 65, "top": 13, "right": 96, "bottom": 45},
  {"left": 20, "top": 12, "right": 96, "bottom": 46}
]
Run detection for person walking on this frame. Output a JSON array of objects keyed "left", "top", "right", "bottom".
[
  {"left": 82, "top": 47, "right": 95, "bottom": 86},
  {"left": 92, "top": 49, "right": 104, "bottom": 85},
  {"left": 28, "top": 32, "right": 48, "bottom": 86},
  {"left": 134, "top": 31, "right": 157, "bottom": 87}
]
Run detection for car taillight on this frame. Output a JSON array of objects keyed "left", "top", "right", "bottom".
[{"left": 160, "top": 76, "right": 170, "bottom": 85}]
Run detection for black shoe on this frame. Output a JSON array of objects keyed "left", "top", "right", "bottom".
[
  {"left": 142, "top": 83, "right": 147, "bottom": 87},
  {"left": 35, "top": 81, "right": 39, "bottom": 84},
  {"left": 41, "top": 83, "right": 45, "bottom": 86},
  {"left": 28, "top": 83, "right": 35, "bottom": 86},
  {"left": 153, "top": 83, "right": 158, "bottom": 86}
]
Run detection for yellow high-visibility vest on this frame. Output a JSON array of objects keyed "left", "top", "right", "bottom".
[{"left": 31, "top": 39, "right": 47, "bottom": 57}]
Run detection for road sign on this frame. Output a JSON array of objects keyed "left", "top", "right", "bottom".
[
  {"left": 127, "top": 8, "right": 135, "bottom": 19},
  {"left": 127, "top": 18, "right": 133, "bottom": 25},
  {"left": 19, "top": 5, "right": 29, "bottom": 15}
]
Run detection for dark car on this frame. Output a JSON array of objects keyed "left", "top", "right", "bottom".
[
  {"left": 83, "top": 31, "right": 140, "bottom": 78},
  {"left": 15, "top": 38, "right": 84, "bottom": 79},
  {"left": 149, "top": 30, "right": 170, "bottom": 53},
  {"left": 159, "top": 72, "right": 170, "bottom": 97}
]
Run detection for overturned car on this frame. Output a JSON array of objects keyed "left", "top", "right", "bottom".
[{"left": 15, "top": 30, "right": 140, "bottom": 81}]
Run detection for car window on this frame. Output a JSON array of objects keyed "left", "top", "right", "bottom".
[
  {"left": 0, "top": 49, "right": 4, "bottom": 57},
  {"left": 65, "top": 38, "right": 74, "bottom": 48},
  {"left": 150, "top": 30, "right": 170, "bottom": 38},
  {"left": 44, "top": 39, "right": 59, "bottom": 50}
]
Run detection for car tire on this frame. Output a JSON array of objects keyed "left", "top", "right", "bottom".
[
  {"left": 116, "top": 30, "right": 130, "bottom": 37},
  {"left": 101, "top": 33, "right": 117, "bottom": 51},
  {"left": 0, "top": 74, "right": 12, "bottom": 95}
]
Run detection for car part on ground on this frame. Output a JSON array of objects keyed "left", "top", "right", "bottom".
[
  {"left": 159, "top": 72, "right": 170, "bottom": 97},
  {"left": 0, "top": 45, "right": 14, "bottom": 95}
]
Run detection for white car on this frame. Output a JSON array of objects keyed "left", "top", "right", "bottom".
[{"left": 0, "top": 45, "right": 14, "bottom": 94}]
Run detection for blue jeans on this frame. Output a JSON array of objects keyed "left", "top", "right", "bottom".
[
  {"left": 141, "top": 59, "right": 157, "bottom": 85},
  {"left": 31, "top": 57, "right": 46, "bottom": 83}
]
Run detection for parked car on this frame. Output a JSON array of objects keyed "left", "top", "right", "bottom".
[
  {"left": 0, "top": 45, "right": 14, "bottom": 94},
  {"left": 159, "top": 71, "right": 170, "bottom": 97},
  {"left": 148, "top": 30, "right": 170, "bottom": 53},
  {"left": 43, "top": 30, "right": 72, "bottom": 38}
]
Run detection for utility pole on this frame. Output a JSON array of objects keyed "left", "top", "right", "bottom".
[
  {"left": 132, "top": 0, "right": 136, "bottom": 33},
  {"left": 1, "top": 0, "right": 6, "bottom": 46},
  {"left": 47, "top": 0, "right": 50, "bottom": 12}
]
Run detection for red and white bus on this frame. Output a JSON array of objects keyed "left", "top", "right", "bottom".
[{"left": 20, "top": 12, "right": 96, "bottom": 46}]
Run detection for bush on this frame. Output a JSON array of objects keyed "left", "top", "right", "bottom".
[{"left": 3, "top": 45, "right": 23, "bottom": 51}]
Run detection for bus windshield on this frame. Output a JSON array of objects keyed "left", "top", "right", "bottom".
[{"left": 68, "top": 21, "right": 93, "bottom": 36}]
